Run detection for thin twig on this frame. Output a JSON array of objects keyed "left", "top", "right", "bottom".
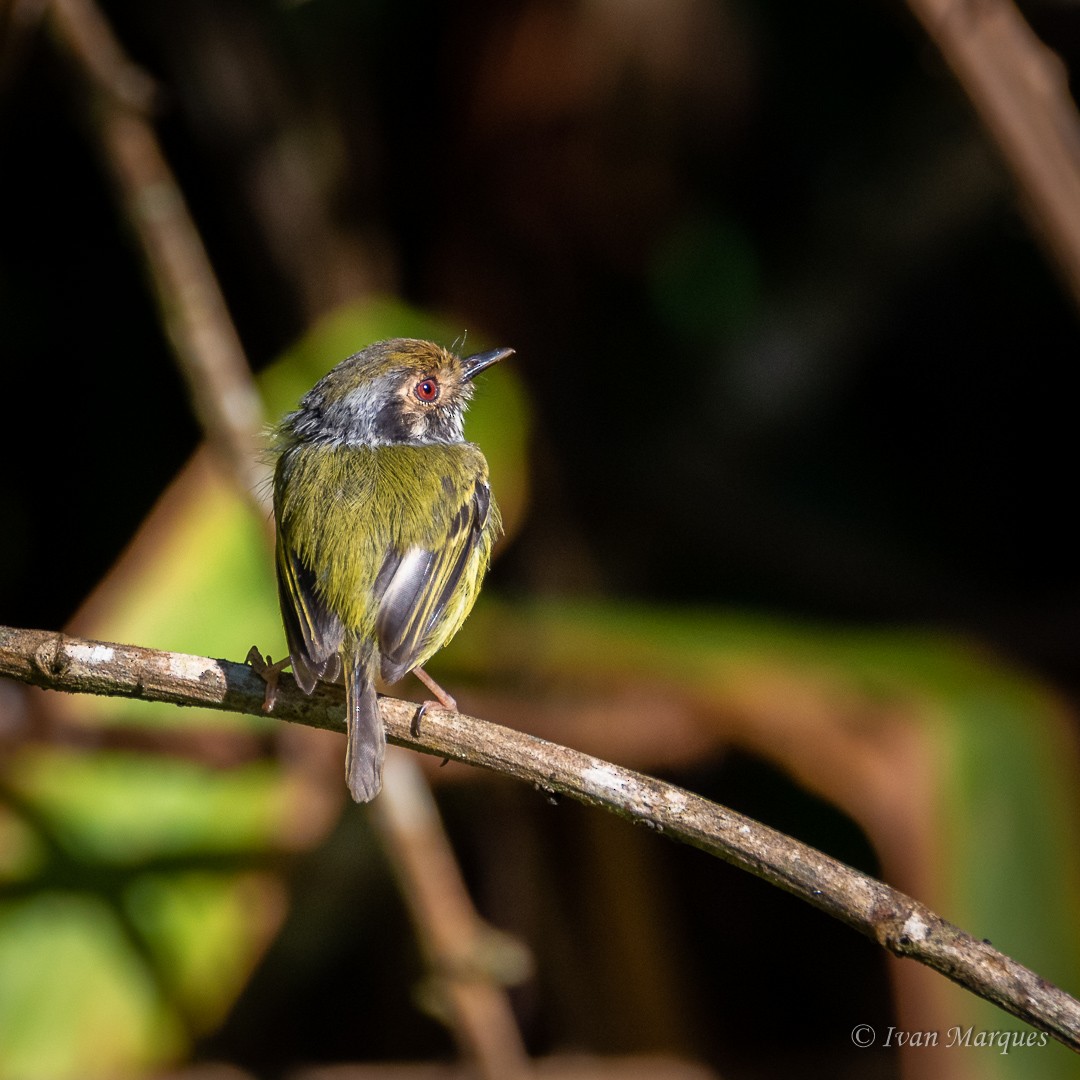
[
  {"left": 2, "top": 625, "right": 1078, "bottom": 1055},
  {"left": 373, "top": 753, "right": 532, "bottom": 1080},
  {"left": 45, "top": 0, "right": 155, "bottom": 110},
  {"left": 907, "top": 0, "right": 1080, "bottom": 309},
  {"left": 48, "top": 0, "right": 269, "bottom": 511}
]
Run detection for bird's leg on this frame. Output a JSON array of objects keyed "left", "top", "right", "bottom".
[
  {"left": 410, "top": 665, "right": 457, "bottom": 737},
  {"left": 413, "top": 666, "right": 457, "bottom": 710},
  {"left": 246, "top": 646, "right": 292, "bottom": 713}
]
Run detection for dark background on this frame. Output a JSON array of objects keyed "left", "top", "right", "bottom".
[
  {"left": 2, "top": 1, "right": 1079, "bottom": 1077},
  {"left": 4, "top": 1, "right": 1080, "bottom": 682}
]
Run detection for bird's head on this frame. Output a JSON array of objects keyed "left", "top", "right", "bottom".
[{"left": 284, "top": 338, "right": 513, "bottom": 446}]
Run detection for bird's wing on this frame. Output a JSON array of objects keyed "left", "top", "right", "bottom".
[
  {"left": 375, "top": 479, "right": 492, "bottom": 684},
  {"left": 276, "top": 538, "right": 345, "bottom": 693}
]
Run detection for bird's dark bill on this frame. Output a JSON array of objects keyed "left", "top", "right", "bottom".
[{"left": 461, "top": 347, "right": 514, "bottom": 380}]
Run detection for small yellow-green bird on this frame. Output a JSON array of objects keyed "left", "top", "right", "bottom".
[{"left": 271, "top": 337, "right": 512, "bottom": 802}]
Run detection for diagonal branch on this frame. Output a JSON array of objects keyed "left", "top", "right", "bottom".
[
  {"left": 2, "top": 624, "right": 1079, "bottom": 1054},
  {"left": 48, "top": 0, "right": 269, "bottom": 510},
  {"left": 907, "top": 0, "right": 1080, "bottom": 309}
]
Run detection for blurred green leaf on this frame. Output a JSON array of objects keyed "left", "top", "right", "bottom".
[
  {"left": 124, "top": 870, "right": 280, "bottom": 1032},
  {"left": 6, "top": 751, "right": 283, "bottom": 864},
  {"left": 0, "top": 894, "right": 184, "bottom": 1080}
]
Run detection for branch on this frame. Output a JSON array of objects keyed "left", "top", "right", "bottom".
[
  {"left": 907, "top": 0, "right": 1080, "bottom": 310},
  {"left": 3, "top": 625, "right": 1079, "bottom": 1054}
]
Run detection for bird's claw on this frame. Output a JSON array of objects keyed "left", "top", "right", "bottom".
[
  {"left": 410, "top": 702, "right": 428, "bottom": 738},
  {"left": 247, "top": 646, "right": 288, "bottom": 713}
]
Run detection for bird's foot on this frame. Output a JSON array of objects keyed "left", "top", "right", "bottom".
[
  {"left": 410, "top": 666, "right": 458, "bottom": 737},
  {"left": 246, "top": 647, "right": 292, "bottom": 713}
]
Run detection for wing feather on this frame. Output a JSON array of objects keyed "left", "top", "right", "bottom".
[
  {"left": 375, "top": 479, "right": 491, "bottom": 683},
  {"left": 276, "top": 539, "right": 345, "bottom": 692}
]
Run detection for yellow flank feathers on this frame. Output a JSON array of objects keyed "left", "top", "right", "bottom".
[{"left": 276, "top": 441, "right": 497, "bottom": 641}]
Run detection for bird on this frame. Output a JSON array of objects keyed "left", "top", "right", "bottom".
[{"left": 269, "top": 337, "right": 512, "bottom": 801}]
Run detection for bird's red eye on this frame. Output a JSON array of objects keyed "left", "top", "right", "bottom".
[{"left": 414, "top": 377, "right": 440, "bottom": 403}]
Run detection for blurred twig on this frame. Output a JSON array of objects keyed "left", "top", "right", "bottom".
[
  {"left": 0, "top": 0, "right": 48, "bottom": 95},
  {"left": 49, "top": 0, "right": 268, "bottom": 509},
  {"left": 374, "top": 753, "right": 532, "bottom": 1080},
  {"left": 907, "top": 0, "right": 1080, "bottom": 309},
  {"left": 2, "top": 626, "right": 1079, "bottom": 1055}
]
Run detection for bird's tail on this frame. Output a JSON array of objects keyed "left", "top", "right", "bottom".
[{"left": 344, "top": 650, "right": 385, "bottom": 802}]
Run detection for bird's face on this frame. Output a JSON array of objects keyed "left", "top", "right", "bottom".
[{"left": 286, "top": 338, "right": 512, "bottom": 447}]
